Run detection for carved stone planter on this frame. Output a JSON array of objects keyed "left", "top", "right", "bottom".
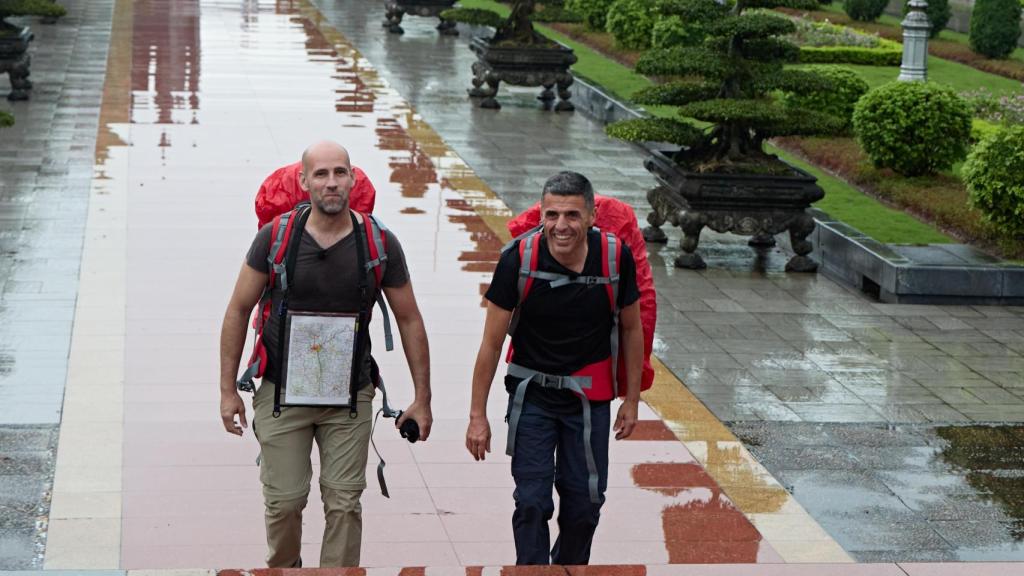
[
  {"left": 643, "top": 149, "right": 825, "bottom": 272},
  {"left": 0, "top": 25, "right": 33, "bottom": 101},
  {"left": 383, "top": 0, "right": 459, "bottom": 36},
  {"left": 467, "top": 36, "right": 576, "bottom": 111}
]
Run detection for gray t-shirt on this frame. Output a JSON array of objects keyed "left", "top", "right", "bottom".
[{"left": 245, "top": 217, "right": 409, "bottom": 386}]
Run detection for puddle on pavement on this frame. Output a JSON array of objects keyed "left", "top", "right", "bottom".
[{"left": 936, "top": 425, "right": 1024, "bottom": 540}]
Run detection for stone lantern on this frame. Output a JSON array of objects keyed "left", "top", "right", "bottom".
[{"left": 898, "top": 0, "right": 931, "bottom": 81}]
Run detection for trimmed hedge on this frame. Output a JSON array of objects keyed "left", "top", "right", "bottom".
[
  {"left": 963, "top": 125, "right": 1024, "bottom": 236},
  {"left": 798, "top": 38, "right": 901, "bottom": 65},
  {"left": 606, "top": 0, "right": 661, "bottom": 50},
  {"left": 782, "top": 65, "right": 868, "bottom": 134},
  {"left": 853, "top": 81, "right": 973, "bottom": 177},
  {"left": 651, "top": 14, "right": 703, "bottom": 47},
  {"left": 566, "top": 0, "right": 615, "bottom": 30},
  {"left": 532, "top": 4, "right": 583, "bottom": 22},
  {"left": 970, "top": 0, "right": 1022, "bottom": 59},
  {"left": 440, "top": 7, "right": 505, "bottom": 28},
  {"left": 843, "top": 0, "right": 888, "bottom": 21}
]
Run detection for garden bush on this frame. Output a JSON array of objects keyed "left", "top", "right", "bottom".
[
  {"left": 783, "top": 65, "right": 868, "bottom": 133},
  {"left": 963, "top": 125, "right": 1024, "bottom": 236},
  {"left": 777, "top": 15, "right": 901, "bottom": 64},
  {"left": 533, "top": 0, "right": 583, "bottom": 22},
  {"left": 651, "top": 14, "right": 701, "bottom": 47},
  {"left": 606, "top": 0, "right": 661, "bottom": 49},
  {"left": 566, "top": 0, "right": 615, "bottom": 30},
  {"left": 798, "top": 43, "right": 902, "bottom": 65},
  {"left": 970, "top": 0, "right": 1022, "bottom": 59},
  {"left": 843, "top": 0, "right": 888, "bottom": 22},
  {"left": 852, "top": 81, "right": 973, "bottom": 176},
  {"left": 970, "top": 118, "right": 1001, "bottom": 144},
  {"left": 902, "top": 0, "right": 951, "bottom": 39},
  {"left": 0, "top": 111, "right": 12, "bottom": 128}
]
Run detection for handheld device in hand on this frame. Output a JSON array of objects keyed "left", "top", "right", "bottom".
[{"left": 395, "top": 411, "right": 420, "bottom": 443}]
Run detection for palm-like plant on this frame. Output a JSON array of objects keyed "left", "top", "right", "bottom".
[{"left": 607, "top": 0, "right": 845, "bottom": 174}]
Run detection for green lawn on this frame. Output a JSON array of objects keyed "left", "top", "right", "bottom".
[
  {"left": 839, "top": 56, "right": 1024, "bottom": 93},
  {"left": 456, "top": 0, "right": 955, "bottom": 244}
]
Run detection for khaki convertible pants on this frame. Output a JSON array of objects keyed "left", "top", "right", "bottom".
[{"left": 253, "top": 381, "right": 374, "bottom": 567}]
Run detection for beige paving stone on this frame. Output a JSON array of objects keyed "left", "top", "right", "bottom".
[
  {"left": 44, "top": 545, "right": 121, "bottom": 570},
  {"left": 748, "top": 513, "right": 837, "bottom": 542},
  {"left": 52, "top": 464, "right": 123, "bottom": 493},
  {"left": 49, "top": 490, "right": 122, "bottom": 520},
  {"left": 45, "top": 518, "right": 121, "bottom": 568},
  {"left": 769, "top": 539, "right": 854, "bottom": 563}
]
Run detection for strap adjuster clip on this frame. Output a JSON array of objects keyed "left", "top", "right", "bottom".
[{"left": 536, "top": 373, "right": 567, "bottom": 389}]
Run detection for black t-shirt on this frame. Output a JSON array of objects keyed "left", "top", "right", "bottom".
[
  {"left": 486, "top": 230, "right": 640, "bottom": 413},
  {"left": 245, "top": 216, "right": 409, "bottom": 386}
]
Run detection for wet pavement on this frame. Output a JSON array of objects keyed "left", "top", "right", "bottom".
[
  {"left": 34, "top": 0, "right": 835, "bottom": 569},
  {"left": 0, "top": 0, "right": 117, "bottom": 568},
  {"left": 0, "top": 0, "right": 1022, "bottom": 570},
  {"left": 308, "top": 0, "right": 1024, "bottom": 564},
  {"left": 734, "top": 422, "right": 1024, "bottom": 561}
]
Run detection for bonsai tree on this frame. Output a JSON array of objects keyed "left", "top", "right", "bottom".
[
  {"left": 442, "top": 1, "right": 556, "bottom": 46},
  {"left": 1, "top": 0, "right": 66, "bottom": 34},
  {"left": 607, "top": 0, "right": 845, "bottom": 174}
]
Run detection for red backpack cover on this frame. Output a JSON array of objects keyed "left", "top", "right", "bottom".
[
  {"left": 507, "top": 195, "right": 657, "bottom": 395},
  {"left": 255, "top": 161, "right": 377, "bottom": 228}
]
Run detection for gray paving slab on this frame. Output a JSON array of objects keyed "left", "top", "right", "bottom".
[
  {"left": 0, "top": 0, "right": 114, "bottom": 569},
  {"left": 737, "top": 421, "right": 1024, "bottom": 561}
]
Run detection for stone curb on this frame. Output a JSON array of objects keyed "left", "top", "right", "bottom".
[{"left": 567, "top": 72, "right": 1024, "bottom": 304}]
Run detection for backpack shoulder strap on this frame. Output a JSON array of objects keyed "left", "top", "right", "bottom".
[
  {"left": 506, "top": 230, "right": 542, "bottom": 339},
  {"left": 359, "top": 211, "right": 389, "bottom": 286},
  {"left": 601, "top": 230, "right": 621, "bottom": 313},
  {"left": 353, "top": 210, "right": 395, "bottom": 352}
]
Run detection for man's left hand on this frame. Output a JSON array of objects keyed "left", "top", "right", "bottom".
[
  {"left": 614, "top": 399, "right": 638, "bottom": 440},
  {"left": 398, "top": 399, "right": 433, "bottom": 442}
]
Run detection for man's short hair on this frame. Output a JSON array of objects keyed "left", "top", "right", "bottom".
[{"left": 542, "top": 171, "right": 595, "bottom": 210}]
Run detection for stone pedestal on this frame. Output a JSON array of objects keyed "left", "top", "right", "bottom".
[
  {"left": 383, "top": 0, "right": 459, "bottom": 36},
  {"left": 642, "top": 150, "right": 825, "bottom": 272},
  {"left": 467, "top": 36, "right": 577, "bottom": 111},
  {"left": 898, "top": 0, "right": 931, "bottom": 82},
  {"left": 0, "top": 26, "right": 33, "bottom": 101}
]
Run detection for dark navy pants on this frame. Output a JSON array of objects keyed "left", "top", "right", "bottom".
[{"left": 508, "top": 397, "right": 610, "bottom": 566}]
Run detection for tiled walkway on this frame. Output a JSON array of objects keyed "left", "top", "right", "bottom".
[
  {"left": 307, "top": 0, "right": 1024, "bottom": 562},
  {"left": 3, "top": 0, "right": 1022, "bottom": 571},
  {"left": 40, "top": 0, "right": 840, "bottom": 569}
]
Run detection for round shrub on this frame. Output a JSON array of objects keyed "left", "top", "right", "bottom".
[
  {"left": 606, "top": 0, "right": 660, "bottom": 50},
  {"left": 843, "top": 0, "right": 888, "bottom": 21},
  {"left": 783, "top": 65, "right": 868, "bottom": 134},
  {"left": 651, "top": 14, "right": 704, "bottom": 48},
  {"left": 970, "top": 0, "right": 1022, "bottom": 59},
  {"left": 566, "top": 0, "right": 616, "bottom": 30},
  {"left": 852, "top": 81, "right": 972, "bottom": 176},
  {"left": 963, "top": 125, "right": 1024, "bottom": 235},
  {"left": 902, "top": 0, "right": 951, "bottom": 39}
]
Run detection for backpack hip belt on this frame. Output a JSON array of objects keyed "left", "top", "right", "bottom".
[{"left": 505, "top": 362, "right": 602, "bottom": 505}]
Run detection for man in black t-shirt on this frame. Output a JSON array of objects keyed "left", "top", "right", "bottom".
[
  {"left": 466, "top": 171, "right": 643, "bottom": 566},
  {"left": 219, "top": 141, "right": 432, "bottom": 568}
]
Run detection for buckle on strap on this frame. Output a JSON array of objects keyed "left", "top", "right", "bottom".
[{"left": 534, "top": 372, "right": 569, "bottom": 389}]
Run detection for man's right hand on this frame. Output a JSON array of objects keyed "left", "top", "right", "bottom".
[
  {"left": 465, "top": 416, "right": 491, "bottom": 461},
  {"left": 220, "top": 390, "right": 248, "bottom": 436}
]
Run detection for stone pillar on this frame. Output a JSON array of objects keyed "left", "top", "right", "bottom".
[{"left": 898, "top": 0, "right": 931, "bottom": 81}]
